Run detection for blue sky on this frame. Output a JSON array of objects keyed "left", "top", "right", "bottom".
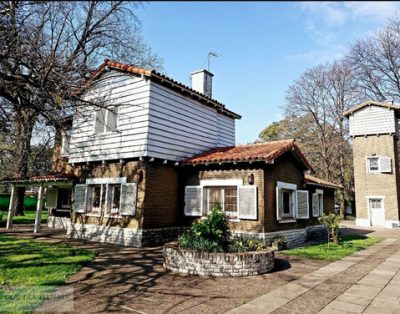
[{"left": 136, "top": 2, "right": 400, "bottom": 144}]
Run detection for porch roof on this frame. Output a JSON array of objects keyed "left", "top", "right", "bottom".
[
  {"left": 183, "top": 139, "right": 313, "bottom": 170},
  {"left": 1, "top": 173, "right": 78, "bottom": 184},
  {"left": 304, "top": 174, "right": 342, "bottom": 189}
]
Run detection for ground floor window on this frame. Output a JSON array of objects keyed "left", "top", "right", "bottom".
[
  {"left": 73, "top": 178, "right": 137, "bottom": 216},
  {"left": 206, "top": 186, "right": 238, "bottom": 217},
  {"left": 276, "top": 181, "right": 309, "bottom": 221},
  {"left": 57, "top": 188, "right": 72, "bottom": 209},
  {"left": 184, "top": 181, "right": 257, "bottom": 220},
  {"left": 312, "top": 189, "right": 324, "bottom": 217}
]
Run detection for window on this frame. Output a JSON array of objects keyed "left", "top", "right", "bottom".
[
  {"left": 94, "top": 106, "right": 118, "bottom": 134},
  {"left": 367, "top": 156, "right": 392, "bottom": 173},
  {"left": 367, "top": 157, "right": 379, "bottom": 172},
  {"left": 76, "top": 178, "right": 137, "bottom": 217},
  {"left": 57, "top": 188, "right": 72, "bottom": 209},
  {"left": 369, "top": 198, "right": 382, "bottom": 209},
  {"left": 205, "top": 186, "right": 238, "bottom": 217},
  {"left": 184, "top": 180, "right": 257, "bottom": 220},
  {"left": 107, "top": 184, "right": 121, "bottom": 215},
  {"left": 88, "top": 184, "right": 106, "bottom": 215},
  {"left": 276, "top": 182, "right": 297, "bottom": 221},
  {"left": 312, "top": 189, "right": 324, "bottom": 217}
]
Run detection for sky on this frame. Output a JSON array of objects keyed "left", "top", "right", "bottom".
[{"left": 135, "top": 2, "right": 400, "bottom": 144}]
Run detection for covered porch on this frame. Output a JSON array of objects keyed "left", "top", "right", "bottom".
[{"left": 2, "top": 173, "right": 77, "bottom": 233}]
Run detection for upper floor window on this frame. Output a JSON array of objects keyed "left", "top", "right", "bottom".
[
  {"left": 94, "top": 106, "right": 118, "bottom": 134},
  {"left": 367, "top": 157, "right": 379, "bottom": 172},
  {"left": 367, "top": 156, "right": 392, "bottom": 174}
]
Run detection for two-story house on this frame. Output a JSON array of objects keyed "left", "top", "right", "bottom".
[
  {"left": 4, "top": 60, "right": 339, "bottom": 246},
  {"left": 344, "top": 100, "right": 400, "bottom": 229}
]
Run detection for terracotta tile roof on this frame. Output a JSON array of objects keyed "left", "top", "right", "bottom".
[
  {"left": 304, "top": 174, "right": 342, "bottom": 189},
  {"left": 343, "top": 100, "right": 400, "bottom": 117},
  {"left": 183, "top": 139, "right": 313, "bottom": 170},
  {"left": 81, "top": 60, "right": 241, "bottom": 120},
  {"left": 2, "top": 173, "right": 78, "bottom": 184}
]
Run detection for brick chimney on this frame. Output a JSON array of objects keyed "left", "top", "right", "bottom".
[{"left": 191, "top": 69, "right": 214, "bottom": 98}]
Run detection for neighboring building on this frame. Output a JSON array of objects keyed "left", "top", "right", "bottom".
[
  {"left": 344, "top": 100, "right": 400, "bottom": 228},
  {"left": 4, "top": 60, "right": 339, "bottom": 246}
]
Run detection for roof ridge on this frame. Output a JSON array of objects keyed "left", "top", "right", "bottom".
[{"left": 235, "top": 139, "right": 295, "bottom": 147}]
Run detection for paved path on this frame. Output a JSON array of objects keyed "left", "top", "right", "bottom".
[{"left": 229, "top": 237, "right": 400, "bottom": 314}]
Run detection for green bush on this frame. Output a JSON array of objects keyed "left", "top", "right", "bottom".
[
  {"left": 179, "top": 204, "right": 267, "bottom": 253},
  {"left": 179, "top": 203, "right": 230, "bottom": 252},
  {"left": 228, "top": 235, "right": 267, "bottom": 253},
  {"left": 319, "top": 213, "right": 340, "bottom": 243}
]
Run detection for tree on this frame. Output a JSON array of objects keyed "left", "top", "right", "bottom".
[
  {"left": 0, "top": 1, "right": 162, "bottom": 214},
  {"left": 347, "top": 17, "right": 400, "bottom": 102}
]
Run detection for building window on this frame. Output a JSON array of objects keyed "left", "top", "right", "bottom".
[
  {"left": 88, "top": 184, "right": 106, "bottom": 215},
  {"left": 205, "top": 186, "right": 238, "bottom": 218},
  {"left": 108, "top": 184, "right": 121, "bottom": 215},
  {"left": 57, "top": 188, "right": 72, "bottom": 209},
  {"left": 367, "top": 157, "right": 379, "bottom": 172},
  {"left": 312, "top": 189, "right": 324, "bottom": 217},
  {"left": 369, "top": 198, "right": 383, "bottom": 209},
  {"left": 94, "top": 106, "right": 118, "bottom": 134},
  {"left": 278, "top": 188, "right": 295, "bottom": 218}
]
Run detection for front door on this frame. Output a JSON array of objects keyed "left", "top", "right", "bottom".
[{"left": 369, "top": 198, "right": 385, "bottom": 227}]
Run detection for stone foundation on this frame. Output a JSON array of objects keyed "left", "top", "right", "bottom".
[
  {"left": 233, "top": 225, "right": 327, "bottom": 248},
  {"left": 67, "top": 223, "right": 187, "bottom": 247},
  {"left": 163, "top": 243, "right": 275, "bottom": 276},
  {"left": 47, "top": 216, "right": 72, "bottom": 229}
]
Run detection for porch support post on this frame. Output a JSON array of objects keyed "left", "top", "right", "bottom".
[
  {"left": 6, "top": 184, "right": 17, "bottom": 229},
  {"left": 34, "top": 184, "right": 45, "bottom": 233}
]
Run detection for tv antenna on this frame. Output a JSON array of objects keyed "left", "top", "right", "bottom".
[{"left": 207, "top": 52, "right": 219, "bottom": 72}]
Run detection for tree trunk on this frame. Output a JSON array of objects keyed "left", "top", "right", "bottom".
[{"left": 14, "top": 108, "right": 37, "bottom": 215}]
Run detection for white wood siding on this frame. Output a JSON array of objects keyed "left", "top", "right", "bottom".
[
  {"left": 67, "top": 70, "right": 236, "bottom": 163},
  {"left": 68, "top": 71, "right": 151, "bottom": 163},
  {"left": 147, "top": 82, "right": 235, "bottom": 160},
  {"left": 349, "top": 106, "right": 397, "bottom": 136}
]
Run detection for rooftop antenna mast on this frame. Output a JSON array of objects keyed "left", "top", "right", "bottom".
[{"left": 207, "top": 52, "right": 219, "bottom": 72}]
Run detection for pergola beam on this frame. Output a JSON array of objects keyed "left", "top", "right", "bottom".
[
  {"left": 6, "top": 184, "right": 17, "bottom": 229},
  {"left": 34, "top": 184, "right": 45, "bottom": 233}
]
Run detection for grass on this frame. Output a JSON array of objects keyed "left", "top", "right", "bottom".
[
  {"left": 282, "top": 235, "right": 383, "bottom": 261},
  {"left": 0, "top": 210, "right": 49, "bottom": 225},
  {"left": 0, "top": 196, "right": 38, "bottom": 211},
  {"left": 0, "top": 234, "right": 95, "bottom": 313}
]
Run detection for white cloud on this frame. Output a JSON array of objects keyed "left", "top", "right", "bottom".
[
  {"left": 299, "top": 2, "right": 347, "bottom": 27},
  {"left": 344, "top": 2, "right": 400, "bottom": 21}
]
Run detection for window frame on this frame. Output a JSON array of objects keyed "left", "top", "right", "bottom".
[
  {"left": 93, "top": 106, "right": 119, "bottom": 135},
  {"left": 276, "top": 181, "right": 297, "bottom": 223},
  {"left": 312, "top": 189, "right": 324, "bottom": 217},
  {"left": 205, "top": 186, "right": 239, "bottom": 219},
  {"left": 366, "top": 156, "right": 380, "bottom": 173}
]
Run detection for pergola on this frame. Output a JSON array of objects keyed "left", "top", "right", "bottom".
[{"left": 2, "top": 173, "right": 77, "bottom": 233}]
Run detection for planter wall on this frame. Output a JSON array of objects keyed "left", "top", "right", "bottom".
[{"left": 163, "top": 243, "right": 275, "bottom": 277}]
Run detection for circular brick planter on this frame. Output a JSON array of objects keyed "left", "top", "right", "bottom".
[{"left": 163, "top": 243, "right": 275, "bottom": 277}]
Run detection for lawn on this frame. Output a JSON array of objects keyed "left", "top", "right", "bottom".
[
  {"left": 0, "top": 234, "right": 95, "bottom": 313},
  {"left": 282, "top": 235, "right": 383, "bottom": 261},
  {"left": 0, "top": 210, "right": 49, "bottom": 225}
]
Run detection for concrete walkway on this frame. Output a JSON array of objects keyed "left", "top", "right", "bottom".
[{"left": 229, "top": 237, "right": 400, "bottom": 314}]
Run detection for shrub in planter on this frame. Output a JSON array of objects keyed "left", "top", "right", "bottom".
[
  {"left": 179, "top": 203, "right": 230, "bottom": 252},
  {"left": 229, "top": 235, "right": 267, "bottom": 253}
]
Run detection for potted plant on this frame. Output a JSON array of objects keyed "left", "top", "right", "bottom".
[{"left": 271, "top": 234, "right": 287, "bottom": 251}]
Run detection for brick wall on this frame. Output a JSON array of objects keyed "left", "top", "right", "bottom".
[
  {"left": 142, "top": 163, "right": 180, "bottom": 228},
  {"left": 264, "top": 153, "right": 322, "bottom": 232},
  {"left": 182, "top": 164, "right": 265, "bottom": 233}
]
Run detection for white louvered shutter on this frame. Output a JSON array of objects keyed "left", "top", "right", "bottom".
[
  {"left": 94, "top": 108, "right": 106, "bottom": 133},
  {"left": 184, "top": 186, "right": 202, "bottom": 216},
  {"left": 379, "top": 157, "right": 392, "bottom": 173},
  {"left": 74, "top": 184, "right": 87, "bottom": 213},
  {"left": 238, "top": 186, "right": 257, "bottom": 220},
  {"left": 46, "top": 188, "right": 58, "bottom": 209},
  {"left": 276, "top": 187, "right": 282, "bottom": 220},
  {"left": 312, "top": 193, "right": 320, "bottom": 217},
  {"left": 120, "top": 183, "right": 137, "bottom": 216},
  {"left": 106, "top": 107, "right": 118, "bottom": 132},
  {"left": 296, "top": 190, "right": 309, "bottom": 219}
]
